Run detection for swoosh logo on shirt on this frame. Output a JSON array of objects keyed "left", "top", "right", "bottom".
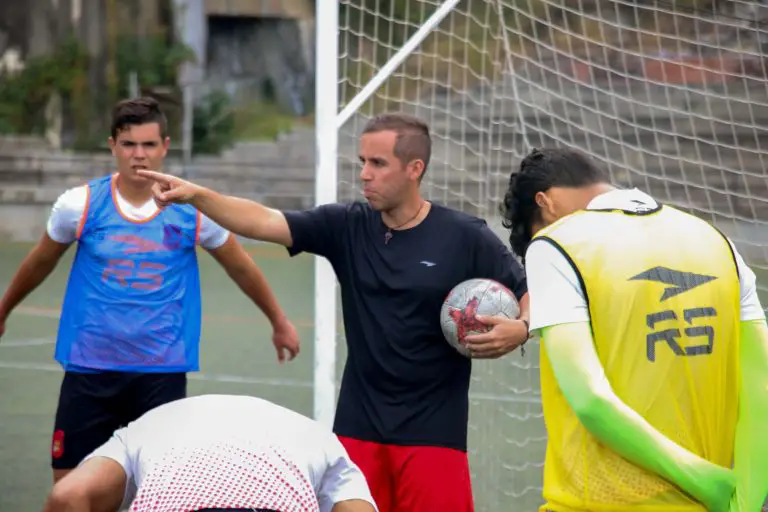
[
  {"left": 629, "top": 266, "right": 717, "bottom": 301},
  {"left": 109, "top": 234, "right": 169, "bottom": 254}
]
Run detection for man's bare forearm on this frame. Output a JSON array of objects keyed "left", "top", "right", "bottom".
[
  {"left": 192, "top": 188, "right": 292, "bottom": 246},
  {"left": 213, "top": 239, "right": 286, "bottom": 326},
  {"left": 230, "top": 262, "right": 286, "bottom": 325},
  {"left": 0, "top": 252, "right": 60, "bottom": 320}
]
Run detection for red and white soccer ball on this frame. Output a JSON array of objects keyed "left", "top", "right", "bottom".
[{"left": 440, "top": 278, "right": 521, "bottom": 358}]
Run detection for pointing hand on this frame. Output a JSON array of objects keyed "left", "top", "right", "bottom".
[{"left": 136, "top": 170, "right": 203, "bottom": 208}]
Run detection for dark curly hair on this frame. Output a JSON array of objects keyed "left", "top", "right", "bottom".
[{"left": 500, "top": 147, "right": 607, "bottom": 261}]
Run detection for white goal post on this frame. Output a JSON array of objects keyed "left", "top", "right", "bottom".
[
  {"left": 313, "top": 0, "right": 464, "bottom": 430},
  {"left": 314, "top": 0, "right": 768, "bottom": 509},
  {"left": 313, "top": 2, "right": 341, "bottom": 431}
]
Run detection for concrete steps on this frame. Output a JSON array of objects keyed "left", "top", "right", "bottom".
[{"left": 2, "top": 72, "right": 767, "bottom": 222}]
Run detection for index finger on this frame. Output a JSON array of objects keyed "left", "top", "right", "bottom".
[{"left": 136, "top": 169, "right": 170, "bottom": 183}]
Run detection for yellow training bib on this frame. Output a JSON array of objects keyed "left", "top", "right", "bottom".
[{"left": 535, "top": 204, "right": 740, "bottom": 512}]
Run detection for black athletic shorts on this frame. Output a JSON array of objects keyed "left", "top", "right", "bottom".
[{"left": 51, "top": 370, "right": 186, "bottom": 469}]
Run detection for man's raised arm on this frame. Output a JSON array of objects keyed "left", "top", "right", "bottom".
[{"left": 137, "top": 170, "right": 292, "bottom": 246}]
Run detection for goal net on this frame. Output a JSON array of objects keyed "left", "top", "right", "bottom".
[{"left": 330, "top": 0, "right": 768, "bottom": 509}]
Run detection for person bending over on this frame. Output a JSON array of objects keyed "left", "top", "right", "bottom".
[{"left": 43, "top": 394, "right": 377, "bottom": 512}]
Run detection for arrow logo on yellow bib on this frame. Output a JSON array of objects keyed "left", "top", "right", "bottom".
[{"left": 629, "top": 266, "right": 717, "bottom": 301}]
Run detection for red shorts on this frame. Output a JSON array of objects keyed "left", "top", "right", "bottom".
[{"left": 338, "top": 435, "right": 474, "bottom": 512}]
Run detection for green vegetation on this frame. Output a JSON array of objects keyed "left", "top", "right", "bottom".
[
  {"left": 114, "top": 33, "right": 194, "bottom": 98},
  {"left": 222, "top": 76, "right": 312, "bottom": 143},
  {"left": 192, "top": 93, "right": 312, "bottom": 152},
  {"left": 0, "top": 36, "right": 88, "bottom": 138},
  {"left": 233, "top": 102, "right": 308, "bottom": 141},
  {"left": 191, "top": 90, "right": 236, "bottom": 155},
  {"left": 0, "top": 30, "right": 241, "bottom": 154},
  {"left": 0, "top": 32, "right": 189, "bottom": 150},
  {"left": 0, "top": 0, "right": 725, "bottom": 149},
  {"left": 0, "top": 27, "right": 304, "bottom": 153}
]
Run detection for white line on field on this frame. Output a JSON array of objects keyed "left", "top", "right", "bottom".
[
  {"left": 14, "top": 307, "right": 61, "bottom": 319},
  {"left": 0, "top": 338, "right": 55, "bottom": 348},
  {"left": 0, "top": 360, "right": 543, "bottom": 404}
]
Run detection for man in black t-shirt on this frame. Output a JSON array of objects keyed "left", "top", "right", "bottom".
[{"left": 137, "top": 113, "right": 530, "bottom": 512}]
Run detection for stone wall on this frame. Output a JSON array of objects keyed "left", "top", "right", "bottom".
[{"left": 205, "top": 16, "right": 315, "bottom": 116}]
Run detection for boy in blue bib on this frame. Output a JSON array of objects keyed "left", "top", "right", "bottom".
[{"left": 0, "top": 97, "right": 300, "bottom": 483}]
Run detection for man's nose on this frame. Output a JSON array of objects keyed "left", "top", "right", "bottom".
[
  {"left": 133, "top": 145, "right": 147, "bottom": 158},
  {"left": 359, "top": 164, "right": 372, "bottom": 181}
]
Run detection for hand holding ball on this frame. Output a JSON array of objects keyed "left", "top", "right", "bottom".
[{"left": 440, "top": 278, "right": 521, "bottom": 358}]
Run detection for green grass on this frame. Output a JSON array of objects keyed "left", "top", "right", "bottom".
[{"left": 0, "top": 243, "right": 318, "bottom": 511}]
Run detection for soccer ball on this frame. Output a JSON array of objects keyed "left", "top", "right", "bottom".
[{"left": 440, "top": 278, "right": 521, "bottom": 358}]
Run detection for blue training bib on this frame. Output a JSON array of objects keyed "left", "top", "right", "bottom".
[{"left": 55, "top": 174, "right": 203, "bottom": 372}]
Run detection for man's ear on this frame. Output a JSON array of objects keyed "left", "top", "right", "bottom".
[
  {"left": 108, "top": 137, "right": 116, "bottom": 156},
  {"left": 535, "top": 189, "right": 560, "bottom": 226},
  {"left": 407, "top": 159, "right": 425, "bottom": 181},
  {"left": 534, "top": 190, "right": 550, "bottom": 211}
]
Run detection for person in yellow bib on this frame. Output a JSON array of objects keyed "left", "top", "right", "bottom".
[{"left": 501, "top": 148, "right": 768, "bottom": 512}]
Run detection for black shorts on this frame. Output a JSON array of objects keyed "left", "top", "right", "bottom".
[{"left": 51, "top": 370, "right": 186, "bottom": 469}]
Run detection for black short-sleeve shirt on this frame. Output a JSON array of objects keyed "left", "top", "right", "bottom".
[{"left": 283, "top": 202, "right": 527, "bottom": 451}]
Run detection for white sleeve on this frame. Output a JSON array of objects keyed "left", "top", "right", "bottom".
[
  {"left": 316, "top": 436, "right": 377, "bottom": 512},
  {"left": 525, "top": 239, "right": 589, "bottom": 332},
  {"left": 727, "top": 239, "right": 766, "bottom": 322},
  {"left": 82, "top": 428, "right": 133, "bottom": 476},
  {"left": 198, "top": 214, "right": 230, "bottom": 250},
  {"left": 46, "top": 186, "right": 88, "bottom": 244},
  {"left": 81, "top": 427, "right": 137, "bottom": 508}
]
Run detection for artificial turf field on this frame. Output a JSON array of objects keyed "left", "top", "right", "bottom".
[
  {"left": 0, "top": 240, "right": 765, "bottom": 511},
  {"left": 0, "top": 241, "right": 546, "bottom": 511}
]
